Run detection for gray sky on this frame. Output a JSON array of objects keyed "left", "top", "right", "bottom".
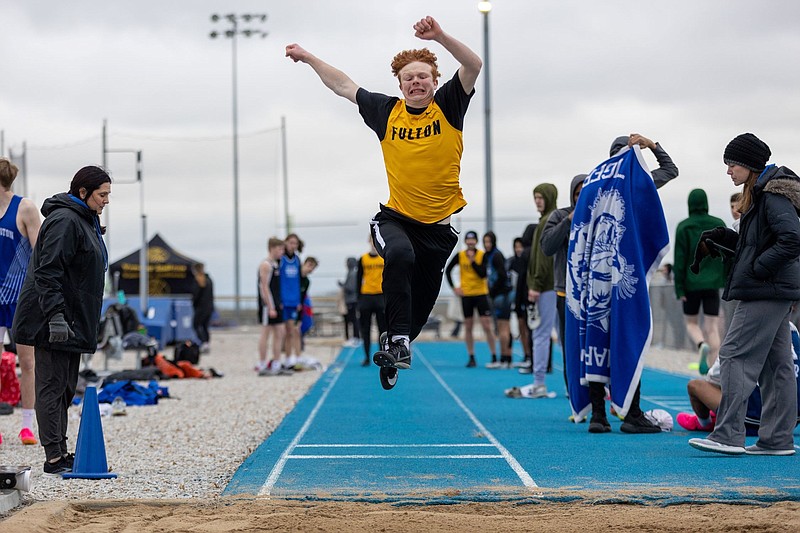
[{"left": 2, "top": 0, "right": 799, "bottom": 302}]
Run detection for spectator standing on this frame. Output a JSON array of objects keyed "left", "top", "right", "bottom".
[
  {"left": 0, "top": 158, "right": 41, "bottom": 446},
  {"left": 525, "top": 183, "right": 559, "bottom": 398},
  {"left": 256, "top": 237, "right": 288, "bottom": 375},
  {"left": 357, "top": 238, "right": 386, "bottom": 366},
  {"left": 446, "top": 231, "right": 496, "bottom": 367},
  {"left": 575, "top": 134, "right": 679, "bottom": 434},
  {"left": 673, "top": 189, "right": 727, "bottom": 375},
  {"left": 511, "top": 224, "right": 536, "bottom": 372},
  {"left": 483, "top": 231, "right": 512, "bottom": 368},
  {"left": 280, "top": 233, "right": 304, "bottom": 358},
  {"left": 191, "top": 263, "right": 214, "bottom": 353},
  {"left": 690, "top": 133, "right": 800, "bottom": 456},
  {"left": 12, "top": 166, "right": 110, "bottom": 476},
  {"left": 540, "top": 174, "right": 585, "bottom": 392},
  {"left": 339, "top": 257, "right": 361, "bottom": 347}
]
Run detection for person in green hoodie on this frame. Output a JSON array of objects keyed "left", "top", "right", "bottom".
[
  {"left": 674, "top": 189, "right": 727, "bottom": 375},
  {"left": 525, "top": 183, "right": 559, "bottom": 398}
]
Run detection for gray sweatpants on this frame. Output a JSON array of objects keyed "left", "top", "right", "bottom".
[
  {"left": 35, "top": 346, "right": 81, "bottom": 461},
  {"left": 710, "top": 299, "right": 797, "bottom": 449}
]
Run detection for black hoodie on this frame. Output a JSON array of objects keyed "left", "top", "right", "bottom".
[{"left": 12, "top": 193, "right": 107, "bottom": 353}]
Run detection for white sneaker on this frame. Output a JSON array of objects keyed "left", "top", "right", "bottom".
[
  {"left": 530, "top": 384, "right": 549, "bottom": 399},
  {"left": 254, "top": 361, "right": 268, "bottom": 373},
  {"left": 689, "top": 438, "right": 745, "bottom": 455},
  {"left": 485, "top": 360, "right": 502, "bottom": 369},
  {"left": 744, "top": 444, "right": 796, "bottom": 456}
]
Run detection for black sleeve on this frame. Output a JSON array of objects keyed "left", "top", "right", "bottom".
[
  {"left": 445, "top": 254, "right": 459, "bottom": 288},
  {"left": 433, "top": 71, "right": 474, "bottom": 132},
  {"left": 357, "top": 89, "right": 398, "bottom": 141},
  {"left": 473, "top": 254, "right": 488, "bottom": 278},
  {"left": 493, "top": 251, "right": 508, "bottom": 290}
]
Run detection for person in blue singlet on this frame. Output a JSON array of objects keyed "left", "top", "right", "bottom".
[
  {"left": 280, "top": 233, "right": 304, "bottom": 360},
  {"left": 0, "top": 158, "right": 42, "bottom": 446}
]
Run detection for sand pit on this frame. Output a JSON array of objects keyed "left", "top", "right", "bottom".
[{"left": 3, "top": 498, "right": 800, "bottom": 532}]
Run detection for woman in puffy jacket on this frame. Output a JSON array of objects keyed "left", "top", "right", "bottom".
[
  {"left": 12, "top": 166, "right": 111, "bottom": 476},
  {"left": 689, "top": 133, "right": 800, "bottom": 456}
]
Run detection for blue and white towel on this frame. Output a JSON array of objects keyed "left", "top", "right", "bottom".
[{"left": 565, "top": 146, "right": 669, "bottom": 420}]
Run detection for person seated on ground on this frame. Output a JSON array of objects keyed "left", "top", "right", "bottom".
[{"left": 678, "top": 322, "right": 800, "bottom": 434}]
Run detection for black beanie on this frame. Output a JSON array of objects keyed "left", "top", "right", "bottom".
[{"left": 723, "top": 133, "right": 771, "bottom": 172}]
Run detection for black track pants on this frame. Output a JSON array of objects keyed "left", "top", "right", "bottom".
[
  {"left": 370, "top": 208, "right": 458, "bottom": 342},
  {"left": 359, "top": 293, "right": 387, "bottom": 358},
  {"left": 35, "top": 346, "right": 81, "bottom": 461}
]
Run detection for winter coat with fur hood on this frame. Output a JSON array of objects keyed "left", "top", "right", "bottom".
[{"left": 721, "top": 165, "right": 800, "bottom": 302}]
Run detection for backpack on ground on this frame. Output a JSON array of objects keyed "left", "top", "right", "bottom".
[{"left": 174, "top": 340, "right": 201, "bottom": 365}]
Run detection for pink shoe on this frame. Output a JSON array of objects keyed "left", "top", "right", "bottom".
[
  {"left": 19, "top": 427, "right": 37, "bottom": 445},
  {"left": 0, "top": 432, "right": 3, "bottom": 445},
  {"left": 677, "top": 412, "right": 714, "bottom": 432}
]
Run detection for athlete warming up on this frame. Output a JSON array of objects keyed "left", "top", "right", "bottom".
[{"left": 286, "top": 16, "right": 481, "bottom": 389}]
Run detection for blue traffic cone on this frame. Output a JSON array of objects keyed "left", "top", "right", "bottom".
[{"left": 62, "top": 386, "right": 117, "bottom": 479}]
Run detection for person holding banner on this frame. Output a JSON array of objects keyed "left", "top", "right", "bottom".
[
  {"left": 689, "top": 133, "right": 800, "bottom": 456},
  {"left": 566, "top": 134, "right": 677, "bottom": 433}
]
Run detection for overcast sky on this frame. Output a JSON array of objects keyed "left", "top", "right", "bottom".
[{"left": 2, "top": 1, "right": 799, "bottom": 304}]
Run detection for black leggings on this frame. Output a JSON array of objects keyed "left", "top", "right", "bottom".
[
  {"left": 370, "top": 207, "right": 458, "bottom": 341},
  {"left": 359, "top": 294, "right": 387, "bottom": 357}
]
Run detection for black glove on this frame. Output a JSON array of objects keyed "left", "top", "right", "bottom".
[
  {"left": 699, "top": 228, "right": 728, "bottom": 257},
  {"left": 48, "top": 313, "right": 75, "bottom": 343},
  {"left": 690, "top": 240, "right": 710, "bottom": 274}
]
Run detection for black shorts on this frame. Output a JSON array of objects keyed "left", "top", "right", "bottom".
[
  {"left": 682, "top": 289, "right": 721, "bottom": 316},
  {"left": 261, "top": 306, "right": 285, "bottom": 326},
  {"left": 462, "top": 295, "right": 491, "bottom": 318}
]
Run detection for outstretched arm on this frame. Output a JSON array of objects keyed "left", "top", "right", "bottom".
[
  {"left": 413, "top": 16, "right": 482, "bottom": 94},
  {"left": 285, "top": 44, "right": 359, "bottom": 104}
]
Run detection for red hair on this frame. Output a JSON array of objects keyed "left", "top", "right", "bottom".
[{"left": 390, "top": 48, "right": 440, "bottom": 80}]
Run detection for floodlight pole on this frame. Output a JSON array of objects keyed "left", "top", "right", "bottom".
[
  {"left": 210, "top": 12, "right": 268, "bottom": 322},
  {"left": 478, "top": 1, "right": 494, "bottom": 232}
]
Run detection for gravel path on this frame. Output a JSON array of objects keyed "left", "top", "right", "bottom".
[
  {"left": 0, "top": 328, "right": 697, "bottom": 504},
  {"left": 0, "top": 328, "right": 340, "bottom": 502}
]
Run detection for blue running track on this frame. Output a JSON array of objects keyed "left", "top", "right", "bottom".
[{"left": 225, "top": 341, "right": 800, "bottom": 505}]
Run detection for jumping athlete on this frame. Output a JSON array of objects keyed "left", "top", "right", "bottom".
[{"left": 286, "top": 16, "right": 481, "bottom": 388}]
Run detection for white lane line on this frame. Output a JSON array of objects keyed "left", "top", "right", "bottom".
[
  {"left": 295, "top": 443, "right": 495, "bottom": 448},
  {"left": 259, "top": 350, "right": 355, "bottom": 496},
  {"left": 415, "top": 347, "right": 538, "bottom": 489},
  {"left": 641, "top": 395, "right": 692, "bottom": 411},
  {"left": 287, "top": 455, "right": 504, "bottom": 460}
]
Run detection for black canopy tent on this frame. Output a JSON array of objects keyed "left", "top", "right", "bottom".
[{"left": 109, "top": 233, "right": 200, "bottom": 295}]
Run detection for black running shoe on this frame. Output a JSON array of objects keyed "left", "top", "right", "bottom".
[
  {"left": 588, "top": 415, "right": 611, "bottom": 433},
  {"left": 62, "top": 453, "right": 75, "bottom": 469},
  {"left": 373, "top": 341, "right": 411, "bottom": 369},
  {"left": 43, "top": 456, "right": 72, "bottom": 478},
  {"left": 620, "top": 413, "right": 661, "bottom": 434},
  {"left": 466, "top": 356, "right": 477, "bottom": 368}
]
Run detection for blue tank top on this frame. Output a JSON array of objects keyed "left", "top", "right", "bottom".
[
  {"left": 0, "top": 196, "right": 32, "bottom": 327},
  {"left": 279, "top": 254, "right": 301, "bottom": 307}
]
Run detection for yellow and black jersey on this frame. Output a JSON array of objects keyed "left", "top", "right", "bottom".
[
  {"left": 445, "top": 249, "right": 488, "bottom": 297},
  {"left": 357, "top": 71, "right": 474, "bottom": 224},
  {"left": 357, "top": 252, "right": 384, "bottom": 295}
]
